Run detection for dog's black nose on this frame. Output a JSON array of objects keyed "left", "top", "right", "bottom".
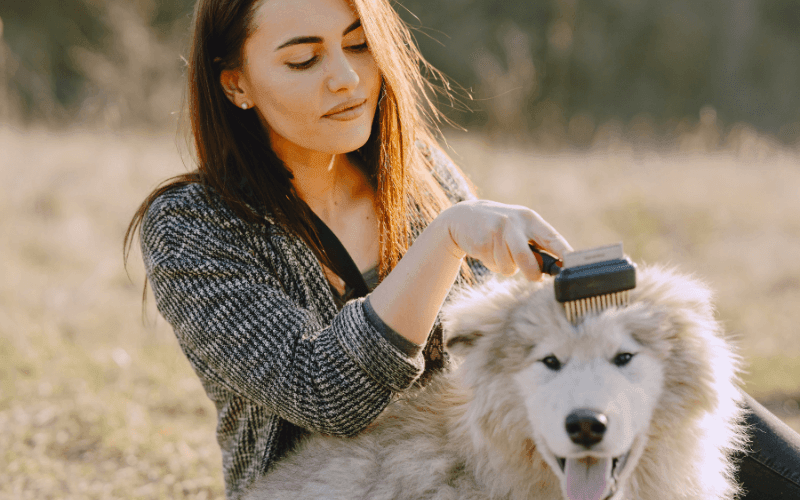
[{"left": 565, "top": 409, "right": 608, "bottom": 447}]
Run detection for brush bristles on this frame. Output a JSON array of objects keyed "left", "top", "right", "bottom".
[{"left": 563, "top": 290, "right": 631, "bottom": 325}]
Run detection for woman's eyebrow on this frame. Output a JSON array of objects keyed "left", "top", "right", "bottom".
[{"left": 275, "top": 19, "right": 362, "bottom": 51}]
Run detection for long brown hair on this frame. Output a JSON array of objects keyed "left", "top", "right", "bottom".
[{"left": 124, "top": 0, "right": 474, "bottom": 290}]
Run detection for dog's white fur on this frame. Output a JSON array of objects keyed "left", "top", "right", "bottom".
[{"left": 245, "top": 266, "right": 746, "bottom": 500}]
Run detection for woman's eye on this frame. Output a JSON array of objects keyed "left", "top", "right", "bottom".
[
  {"left": 346, "top": 42, "right": 369, "bottom": 52},
  {"left": 287, "top": 56, "right": 319, "bottom": 70}
]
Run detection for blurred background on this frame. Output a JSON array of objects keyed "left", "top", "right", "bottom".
[{"left": 1, "top": 0, "right": 798, "bottom": 498}]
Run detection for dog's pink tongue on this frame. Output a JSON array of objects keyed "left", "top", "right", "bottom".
[{"left": 565, "top": 457, "right": 612, "bottom": 500}]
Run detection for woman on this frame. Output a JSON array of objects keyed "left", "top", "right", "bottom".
[{"left": 125, "top": 0, "right": 800, "bottom": 498}]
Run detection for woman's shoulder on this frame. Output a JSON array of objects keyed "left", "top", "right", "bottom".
[
  {"left": 141, "top": 181, "right": 274, "bottom": 254},
  {"left": 146, "top": 181, "right": 278, "bottom": 227},
  {"left": 146, "top": 182, "right": 211, "bottom": 214},
  {"left": 143, "top": 182, "right": 224, "bottom": 233}
]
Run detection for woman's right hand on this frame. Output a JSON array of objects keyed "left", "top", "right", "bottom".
[
  {"left": 439, "top": 199, "right": 573, "bottom": 281},
  {"left": 369, "top": 198, "right": 572, "bottom": 344}
]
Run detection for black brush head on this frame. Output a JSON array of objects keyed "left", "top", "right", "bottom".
[{"left": 554, "top": 258, "right": 637, "bottom": 303}]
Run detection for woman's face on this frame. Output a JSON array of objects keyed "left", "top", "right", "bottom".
[{"left": 225, "top": 0, "right": 382, "bottom": 158}]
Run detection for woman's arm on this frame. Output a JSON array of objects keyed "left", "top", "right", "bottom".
[
  {"left": 141, "top": 185, "right": 425, "bottom": 437},
  {"left": 369, "top": 199, "right": 573, "bottom": 345},
  {"left": 142, "top": 180, "right": 569, "bottom": 435},
  {"left": 366, "top": 212, "right": 465, "bottom": 345}
]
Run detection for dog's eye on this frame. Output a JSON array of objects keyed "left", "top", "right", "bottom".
[
  {"left": 613, "top": 352, "right": 635, "bottom": 367},
  {"left": 541, "top": 355, "right": 562, "bottom": 371}
]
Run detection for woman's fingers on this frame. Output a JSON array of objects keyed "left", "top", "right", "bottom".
[
  {"left": 492, "top": 230, "right": 519, "bottom": 276},
  {"left": 443, "top": 200, "right": 572, "bottom": 281},
  {"left": 508, "top": 231, "right": 544, "bottom": 281},
  {"left": 523, "top": 210, "right": 573, "bottom": 259},
  {"left": 502, "top": 207, "right": 571, "bottom": 279}
]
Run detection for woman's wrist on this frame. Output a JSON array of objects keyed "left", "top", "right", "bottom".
[
  {"left": 362, "top": 296, "right": 424, "bottom": 357},
  {"left": 435, "top": 204, "right": 467, "bottom": 260},
  {"left": 367, "top": 210, "right": 467, "bottom": 345}
]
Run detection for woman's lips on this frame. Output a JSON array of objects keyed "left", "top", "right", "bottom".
[{"left": 323, "top": 100, "right": 367, "bottom": 121}]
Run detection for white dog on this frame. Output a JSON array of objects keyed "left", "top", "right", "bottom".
[{"left": 245, "top": 266, "right": 746, "bottom": 500}]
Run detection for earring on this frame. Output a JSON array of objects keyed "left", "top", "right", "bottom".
[{"left": 241, "top": 103, "right": 249, "bottom": 110}]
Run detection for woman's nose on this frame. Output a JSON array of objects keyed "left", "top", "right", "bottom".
[{"left": 325, "top": 49, "right": 360, "bottom": 92}]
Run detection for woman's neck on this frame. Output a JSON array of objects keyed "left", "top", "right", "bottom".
[
  {"left": 291, "top": 153, "right": 370, "bottom": 222},
  {"left": 266, "top": 125, "right": 374, "bottom": 223},
  {"left": 273, "top": 146, "right": 371, "bottom": 229}
]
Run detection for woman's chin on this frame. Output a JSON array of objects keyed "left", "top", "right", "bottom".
[{"left": 313, "top": 124, "right": 374, "bottom": 155}]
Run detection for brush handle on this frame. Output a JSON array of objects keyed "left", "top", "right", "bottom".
[{"left": 529, "top": 244, "right": 563, "bottom": 276}]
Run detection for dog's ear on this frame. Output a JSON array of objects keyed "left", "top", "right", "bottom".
[
  {"left": 442, "top": 277, "right": 530, "bottom": 358},
  {"left": 445, "top": 329, "right": 484, "bottom": 356},
  {"left": 441, "top": 291, "right": 489, "bottom": 358},
  {"left": 629, "top": 265, "right": 718, "bottom": 345}
]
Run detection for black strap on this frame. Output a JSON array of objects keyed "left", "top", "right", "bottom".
[{"left": 307, "top": 209, "right": 370, "bottom": 298}]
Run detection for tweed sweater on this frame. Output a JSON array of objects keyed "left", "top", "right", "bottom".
[{"left": 140, "top": 143, "right": 488, "bottom": 499}]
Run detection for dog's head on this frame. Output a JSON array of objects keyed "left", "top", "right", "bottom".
[{"left": 442, "top": 265, "right": 742, "bottom": 500}]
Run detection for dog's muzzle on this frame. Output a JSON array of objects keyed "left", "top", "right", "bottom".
[{"left": 552, "top": 409, "right": 630, "bottom": 500}]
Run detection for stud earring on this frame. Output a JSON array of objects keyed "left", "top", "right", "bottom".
[{"left": 241, "top": 103, "right": 249, "bottom": 110}]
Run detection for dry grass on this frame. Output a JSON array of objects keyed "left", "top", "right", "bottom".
[
  {"left": 1, "top": 125, "right": 798, "bottom": 498},
  {"left": 1, "top": 126, "right": 221, "bottom": 499}
]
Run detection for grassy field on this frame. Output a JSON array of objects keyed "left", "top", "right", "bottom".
[{"left": 1, "top": 125, "right": 798, "bottom": 499}]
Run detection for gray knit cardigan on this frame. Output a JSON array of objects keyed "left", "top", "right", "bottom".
[{"left": 140, "top": 143, "right": 489, "bottom": 499}]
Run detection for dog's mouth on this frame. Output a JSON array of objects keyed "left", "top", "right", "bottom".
[{"left": 554, "top": 452, "right": 630, "bottom": 500}]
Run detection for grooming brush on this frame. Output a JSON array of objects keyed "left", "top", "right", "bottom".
[{"left": 530, "top": 242, "right": 637, "bottom": 324}]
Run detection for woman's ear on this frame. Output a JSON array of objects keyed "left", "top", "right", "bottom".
[{"left": 220, "top": 69, "right": 251, "bottom": 109}]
